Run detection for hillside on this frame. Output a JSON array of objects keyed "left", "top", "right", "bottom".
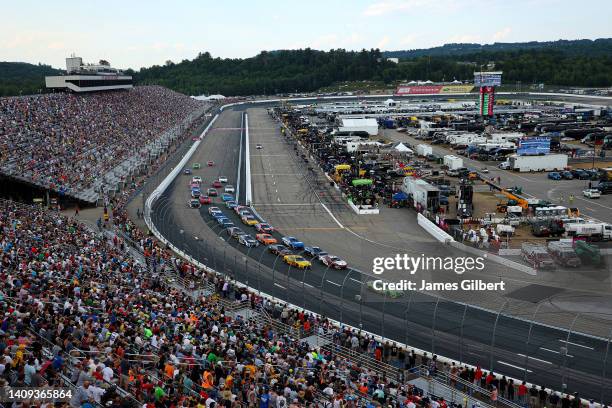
[
  {"left": 0, "top": 62, "right": 59, "bottom": 96},
  {"left": 1, "top": 39, "right": 612, "bottom": 98},
  {"left": 383, "top": 38, "right": 612, "bottom": 59}
]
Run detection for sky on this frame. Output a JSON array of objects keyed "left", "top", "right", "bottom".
[{"left": 2, "top": 0, "right": 611, "bottom": 70}]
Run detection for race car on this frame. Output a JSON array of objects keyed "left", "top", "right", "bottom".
[
  {"left": 216, "top": 216, "right": 230, "bottom": 225},
  {"left": 321, "top": 255, "right": 348, "bottom": 270},
  {"left": 190, "top": 189, "right": 201, "bottom": 198},
  {"left": 190, "top": 182, "right": 200, "bottom": 189},
  {"left": 226, "top": 227, "right": 245, "bottom": 239},
  {"left": 191, "top": 176, "right": 202, "bottom": 184},
  {"left": 224, "top": 185, "right": 235, "bottom": 194},
  {"left": 282, "top": 236, "right": 304, "bottom": 250},
  {"left": 199, "top": 195, "right": 212, "bottom": 205},
  {"left": 192, "top": 163, "right": 201, "bottom": 169},
  {"left": 256, "top": 233, "right": 277, "bottom": 245},
  {"left": 207, "top": 161, "right": 214, "bottom": 167},
  {"left": 255, "top": 223, "right": 274, "bottom": 233},
  {"left": 256, "top": 144, "right": 263, "bottom": 149},
  {"left": 220, "top": 219, "right": 235, "bottom": 229},
  {"left": 234, "top": 205, "right": 248, "bottom": 215},
  {"left": 188, "top": 199, "right": 201, "bottom": 208},
  {"left": 183, "top": 168, "right": 192, "bottom": 175},
  {"left": 212, "top": 180, "right": 222, "bottom": 188},
  {"left": 222, "top": 193, "right": 234, "bottom": 202},
  {"left": 218, "top": 176, "right": 228, "bottom": 183},
  {"left": 366, "top": 281, "right": 403, "bottom": 298},
  {"left": 238, "top": 234, "right": 259, "bottom": 248},
  {"left": 225, "top": 200, "right": 238, "bottom": 209},
  {"left": 304, "top": 246, "right": 325, "bottom": 258},
  {"left": 268, "top": 244, "right": 292, "bottom": 256},
  {"left": 207, "top": 188, "right": 218, "bottom": 197},
  {"left": 283, "top": 255, "right": 311, "bottom": 269},
  {"left": 241, "top": 215, "right": 258, "bottom": 226},
  {"left": 208, "top": 206, "right": 222, "bottom": 215},
  {"left": 238, "top": 209, "right": 251, "bottom": 218}
]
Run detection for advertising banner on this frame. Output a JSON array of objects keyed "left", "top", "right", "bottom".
[
  {"left": 517, "top": 137, "right": 551, "bottom": 155},
  {"left": 394, "top": 84, "right": 474, "bottom": 95}
]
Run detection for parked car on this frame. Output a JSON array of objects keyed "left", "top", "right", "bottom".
[
  {"left": 583, "top": 189, "right": 601, "bottom": 199},
  {"left": 597, "top": 181, "right": 612, "bottom": 194},
  {"left": 561, "top": 171, "right": 574, "bottom": 180},
  {"left": 548, "top": 172, "right": 561, "bottom": 180}
]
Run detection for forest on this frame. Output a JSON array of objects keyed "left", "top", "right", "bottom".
[{"left": 1, "top": 39, "right": 611, "bottom": 97}]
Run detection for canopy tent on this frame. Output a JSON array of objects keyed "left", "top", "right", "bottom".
[{"left": 393, "top": 191, "right": 408, "bottom": 201}]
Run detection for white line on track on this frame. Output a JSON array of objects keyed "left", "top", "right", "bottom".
[
  {"left": 252, "top": 203, "right": 321, "bottom": 206},
  {"left": 516, "top": 353, "right": 553, "bottom": 365},
  {"left": 304, "top": 283, "right": 314, "bottom": 288},
  {"left": 558, "top": 339, "right": 594, "bottom": 350},
  {"left": 326, "top": 280, "right": 341, "bottom": 287},
  {"left": 497, "top": 361, "right": 533, "bottom": 373},
  {"left": 539, "top": 347, "right": 573, "bottom": 358},
  {"left": 274, "top": 283, "right": 286, "bottom": 289},
  {"left": 350, "top": 278, "right": 362, "bottom": 285}
]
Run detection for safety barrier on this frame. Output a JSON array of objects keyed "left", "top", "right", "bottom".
[{"left": 418, "top": 213, "right": 455, "bottom": 243}]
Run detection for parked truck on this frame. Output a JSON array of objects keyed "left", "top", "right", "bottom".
[
  {"left": 416, "top": 144, "right": 432, "bottom": 157},
  {"left": 507, "top": 154, "right": 568, "bottom": 172},
  {"left": 564, "top": 223, "right": 612, "bottom": 241},
  {"left": 443, "top": 155, "right": 463, "bottom": 170}
]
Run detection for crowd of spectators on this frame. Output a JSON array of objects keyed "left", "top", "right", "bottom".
[
  {"left": 0, "top": 86, "right": 206, "bottom": 196},
  {"left": 0, "top": 197, "right": 597, "bottom": 408}
]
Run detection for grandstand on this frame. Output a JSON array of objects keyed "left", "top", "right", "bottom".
[
  {"left": 0, "top": 191, "right": 580, "bottom": 408},
  {"left": 0, "top": 86, "right": 208, "bottom": 205}
]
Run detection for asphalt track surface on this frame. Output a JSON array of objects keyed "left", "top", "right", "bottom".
[{"left": 151, "top": 105, "right": 612, "bottom": 401}]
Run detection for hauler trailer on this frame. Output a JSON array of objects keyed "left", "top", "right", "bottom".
[
  {"left": 565, "top": 223, "right": 612, "bottom": 240},
  {"left": 508, "top": 154, "right": 568, "bottom": 172}
]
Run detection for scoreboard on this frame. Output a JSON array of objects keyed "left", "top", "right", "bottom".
[{"left": 474, "top": 71, "right": 502, "bottom": 87}]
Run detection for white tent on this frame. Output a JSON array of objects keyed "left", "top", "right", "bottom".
[
  {"left": 192, "top": 94, "right": 226, "bottom": 101},
  {"left": 393, "top": 142, "right": 413, "bottom": 153}
]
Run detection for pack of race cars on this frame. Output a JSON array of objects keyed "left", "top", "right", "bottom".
[{"left": 186, "top": 164, "right": 348, "bottom": 270}]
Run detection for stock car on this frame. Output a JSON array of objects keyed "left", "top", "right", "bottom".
[
  {"left": 207, "top": 188, "right": 218, "bottom": 197},
  {"left": 192, "top": 163, "right": 201, "bottom": 169},
  {"left": 238, "top": 234, "right": 259, "bottom": 248},
  {"left": 183, "top": 168, "right": 192, "bottom": 175},
  {"left": 222, "top": 193, "right": 234, "bottom": 202},
  {"left": 219, "top": 176, "right": 228, "bottom": 183},
  {"left": 212, "top": 180, "right": 222, "bottom": 188},
  {"left": 304, "top": 246, "right": 326, "bottom": 258},
  {"left": 256, "top": 233, "right": 277, "bottom": 245},
  {"left": 190, "top": 189, "right": 201, "bottom": 198},
  {"left": 227, "top": 227, "right": 246, "bottom": 239},
  {"left": 224, "top": 185, "right": 235, "bottom": 193},
  {"left": 208, "top": 206, "right": 222, "bottom": 215},
  {"left": 216, "top": 216, "right": 230, "bottom": 225},
  {"left": 207, "top": 161, "right": 215, "bottom": 167},
  {"left": 234, "top": 205, "right": 248, "bottom": 215},
  {"left": 268, "top": 244, "right": 292, "bottom": 256},
  {"left": 283, "top": 255, "right": 311, "bottom": 269},
  {"left": 188, "top": 199, "right": 201, "bottom": 208},
  {"left": 241, "top": 215, "right": 258, "bottom": 226},
  {"left": 321, "top": 255, "right": 348, "bottom": 270},
  {"left": 255, "top": 223, "right": 274, "bottom": 233},
  {"left": 225, "top": 200, "right": 238, "bottom": 209},
  {"left": 221, "top": 220, "right": 235, "bottom": 229},
  {"left": 282, "top": 236, "right": 304, "bottom": 250},
  {"left": 199, "top": 195, "right": 212, "bottom": 205},
  {"left": 192, "top": 176, "right": 202, "bottom": 184}
]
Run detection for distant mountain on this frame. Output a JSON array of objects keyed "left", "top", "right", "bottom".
[
  {"left": 0, "top": 62, "right": 60, "bottom": 96},
  {"left": 383, "top": 38, "right": 612, "bottom": 59}
]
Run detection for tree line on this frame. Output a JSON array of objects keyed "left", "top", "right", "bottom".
[{"left": 1, "top": 41, "right": 611, "bottom": 97}]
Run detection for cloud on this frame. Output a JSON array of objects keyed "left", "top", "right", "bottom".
[
  {"left": 448, "top": 34, "right": 482, "bottom": 43},
  {"left": 492, "top": 27, "right": 512, "bottom": 41},
  {"left": 363, "top": 0, "right": 425, "bottom": 16}
]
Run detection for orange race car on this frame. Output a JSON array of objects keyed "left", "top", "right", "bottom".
[{"left": 256, "top": 233, "right": 277, "bottom": 245}]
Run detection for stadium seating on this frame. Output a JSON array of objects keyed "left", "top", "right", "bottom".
[
  {"left": 0, "top": 198, "right": 577, "bottom": 408},
  {"left": 0, "top": 86, "right": 208, "bottom": 203}
]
